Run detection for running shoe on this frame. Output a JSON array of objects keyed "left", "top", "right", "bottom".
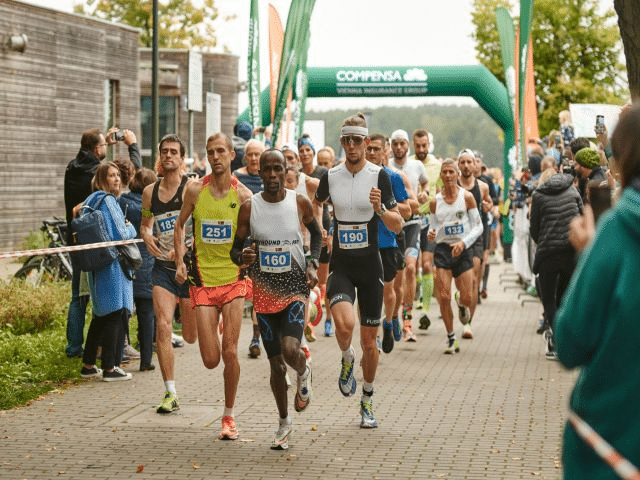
[
  {"left": 418, "top": 314, "right": 431, "bottom": 330},
  {"left": 304, "top": 324, "right": 317, "bottom": 343},
  {"left": 391, "top": 317, "right": 401, "bottom": 342},
  {"left": 381, "top": 321, "right": 394, "bottom": 354},
  {"left": 156, "top": 391, "right": 180, "bottom": 413},
  {"left": 324, "top": 319, "right": 333, "bottom": 337},
  {"left": 444, "top": 337, "right": 460, "bottom": 354},
  {"left": 403, "top": 319, "right": 417, "bottom": 342},
  {"left": 462, "top": 323, "right": 473, "bottom": 339},
  {"left": 454, "top": 291, "right": 471, "bottom": 324},
  {"left": 248, "top": 337, "right": 261, "bottom": 358},
  {"left": 271, "top": 420, "right": 292, "bottom": 450},
  {"left": 219, "top": 415, "right": 239, "bottom": 440},
  {"left": 171, "top": 333, "right": 184, "bottom": 348},
  {"left": 338, "top": 351, "right": 356, "bottom": 397},
  {"left": 544, "top": 328, "right": 557, "bottom": 360},
  {"left": 294, "top": 365, "right": 312, "bottom": 412},
  {"left": 102, "top": 366, "right": 132, "bottom": 382},
  {"left": 80, "top": 366, "right": 102, "bottom": 378},
  {"left": 360, "top": 398, "right": 378, "bottom": 428},
  {"left": 536, "top": 317, "right": 546, "bottom": 335}
]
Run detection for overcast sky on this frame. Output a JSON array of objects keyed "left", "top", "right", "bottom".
[{"left": 21, "top": 0, "right": 620, "bottom": 113}]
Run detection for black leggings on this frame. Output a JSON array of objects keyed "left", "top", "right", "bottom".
[
  {"left": 82, "top": 308, "right": 128, "bottom": 370},
  {"left": 537, "top": 254, "right": 575, "bottom": 330}
]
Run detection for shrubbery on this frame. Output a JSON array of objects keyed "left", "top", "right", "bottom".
[
  {"left": 0, "top": 279, "right": 80, "bottom": 410},
  {"left": 0, "top": 280, "right": 69, "bottom": 334}
]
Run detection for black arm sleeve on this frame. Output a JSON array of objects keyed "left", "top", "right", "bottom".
[
  {"left": 128, "top": 143, "right": 142, "bottom": 169},
  {"left": 378, "top": 169, "right": 397, "bottom": 209},
  {"left": 230, "top": 236, "right": 245, "bottom": 266},
  {"left": 315, "top": 171, "right": 330, "bottom": 203},
  {"left": 304, "top": 217, "right": 322, "bottom": 261}
]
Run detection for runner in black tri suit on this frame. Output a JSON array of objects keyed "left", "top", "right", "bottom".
[{"left": 313, "top": 113, "right": 403, "bottom": 429}]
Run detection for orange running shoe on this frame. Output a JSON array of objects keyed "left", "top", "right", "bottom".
[{"left": 219, "top": 415, "right": 239, "bottom": 440}]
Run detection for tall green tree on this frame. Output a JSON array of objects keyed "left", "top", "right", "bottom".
[
  {"left": 74, "top": 0, "right": 225, "bottom": 49},
  {"left": 471, "top": 0, "right": 625, "bottom": 134},
  {"left": 614, "top": 0, "right": 640, "bottom": 101}
]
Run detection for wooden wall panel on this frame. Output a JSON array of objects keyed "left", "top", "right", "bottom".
[{"left": 0, "top": 1, "right": 139, "bottom": 249}]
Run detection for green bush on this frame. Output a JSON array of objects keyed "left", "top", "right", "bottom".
[
  {"left": 0, "top": 280, "right": 69, "bottom": 334},
  {"left": 17, "top": 229, "right": 48, "bottom": 263},
  {"left": 0, "top": 326, "right": 81, "bottom": 410}
]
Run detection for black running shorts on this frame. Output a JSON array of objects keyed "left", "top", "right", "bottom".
[
  {"left": 326, "top": 252, "right": 383, "bottom": 327},
  {"left": 434, "top": 243, "right": 474, "bottom": 278}
]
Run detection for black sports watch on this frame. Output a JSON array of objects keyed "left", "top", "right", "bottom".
[{"left": 376, "top": 204, "right": 387, "bottom": 216}]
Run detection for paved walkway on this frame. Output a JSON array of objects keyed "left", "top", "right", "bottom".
[{"left": 0, "top": 261, "right": 577, "bottom": 479}]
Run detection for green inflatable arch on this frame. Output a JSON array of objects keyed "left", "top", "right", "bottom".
[{"left": 237, "top": 64, "right": 515, "bottom": 183}]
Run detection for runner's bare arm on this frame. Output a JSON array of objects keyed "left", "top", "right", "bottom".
[
  {"left": 140, "top": 183, "right": 162, "bottom": 257},
  {"left": 480, "top": 182, "right": 493, "bottom": 212},
  {"left": 400, "top": 171, "right": 419, "bottom": 216},
  {"left": 174, "top": 181, "right": 200, "bottom": 284}
]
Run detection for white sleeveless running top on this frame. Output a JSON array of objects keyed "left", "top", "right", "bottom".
[{"left": 433, "top": 188, "right": 470, "bottom": 245}]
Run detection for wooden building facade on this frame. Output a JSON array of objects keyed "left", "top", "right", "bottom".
[
  {"left": 138, "top": 49, "right": 239, "bottom": 164},
  {"left": 0, "top": 2, "right": 240, "bottom": 250},
  {"left": 0, "top": 0, "right": 140, "bottom": 249}
]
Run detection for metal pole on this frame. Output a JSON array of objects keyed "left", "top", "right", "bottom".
[{"left": 151, "top": 0, "right": 159, "bottom": 168}]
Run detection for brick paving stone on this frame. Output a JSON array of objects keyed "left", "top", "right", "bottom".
[{"left": 0, "top": 262, "right": 578, "bottom": 479}]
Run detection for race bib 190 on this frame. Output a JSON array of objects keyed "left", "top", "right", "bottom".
[
  {"left": 201, "top": 219, "right": 233, "bottom": 244},
  {"left": 259, "top": 246, "right": 291, "bottom": 273},
  {"left": 338, "top": 223, "right": 368, "bottom": 250}
]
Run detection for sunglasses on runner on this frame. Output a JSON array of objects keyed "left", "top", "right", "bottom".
[{"left": 340, "top": 135, "right": 365, "bottom": 146}]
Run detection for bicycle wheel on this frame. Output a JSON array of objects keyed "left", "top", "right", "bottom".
[{"left": 14, "top": 256, "right": 45, "bottom": 287}]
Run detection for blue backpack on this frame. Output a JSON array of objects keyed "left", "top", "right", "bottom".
[{"left": 71, "top": 193, "right": 118, "bottom": 272}]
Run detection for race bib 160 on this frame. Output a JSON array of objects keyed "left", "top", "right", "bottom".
[{"left": 259, "top": 246, "right": 291, "bottom": 273}]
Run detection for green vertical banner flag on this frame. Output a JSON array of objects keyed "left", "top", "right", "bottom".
[
  {"left": 293, "top": 0, "right": 315, "bottom": 141},
  {"left": 247, "top": 0, "right": 261, "bottom": 128},
  {"left": 518, "top": 0, "right": 534, "bottom": 165},
  {"left": 495, "top": 6, "right": 516, "bottom": 245},
  {"left": 272, "top": 0, "right": 315, "bottom": 144}
]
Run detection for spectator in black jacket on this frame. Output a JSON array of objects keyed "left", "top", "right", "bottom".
[
  {"left": 63, "top": 128, "right": 107, "bottom": 357},
  {"left": 530, "top": 170, "right": 583, "bottom": 359},
  {"left": 574, "top": 147, "right": 607, "bottom": 202}
]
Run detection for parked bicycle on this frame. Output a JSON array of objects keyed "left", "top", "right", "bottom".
[{"left": 14, "top": 217, "right": 73, "bottom": 286}]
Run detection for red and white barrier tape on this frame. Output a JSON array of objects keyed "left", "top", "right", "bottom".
[
  {"left": 568, "top": 411, "right": 640, "bottom": 479},
  {"left": 0, "top": 239, "right": 144, "bottom": 260}
]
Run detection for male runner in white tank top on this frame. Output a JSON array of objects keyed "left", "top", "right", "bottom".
[{"left": 428, "top": 159, "right": 483, "bottom": 354}]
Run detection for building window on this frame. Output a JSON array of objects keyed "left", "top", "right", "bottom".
[{"left": 140, "top": 96, "right": 178, "bottom": 162}]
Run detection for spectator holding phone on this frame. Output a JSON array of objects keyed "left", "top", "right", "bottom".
[{"left": 555, "top": 103, "right": 640, "bottom": 479}]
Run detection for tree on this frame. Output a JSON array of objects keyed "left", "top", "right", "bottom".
[
  {"left": 74, "top": 0, "right": 227, "bottom": 50},
  {"left": 614, "top": 0, "right": 640, "bottom": 101},
  {"left": 471, "top": 0, "right": 625, "bottom": 134}
]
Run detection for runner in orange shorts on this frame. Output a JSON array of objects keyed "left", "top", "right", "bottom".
[{"left": 174, "top": 132, "right": 252, "bottom": 441}]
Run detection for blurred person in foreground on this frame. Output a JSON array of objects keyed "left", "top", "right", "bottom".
[{"left": 555, "top": 103, "right": 640, "bottom": 479}]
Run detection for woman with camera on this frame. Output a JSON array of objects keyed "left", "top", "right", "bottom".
[
  {"left": 80, "top": 162, "right": 137, "bottom": 381},
  {"left": 555, "top": 103, "right": 640, "bottom": 478}
]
